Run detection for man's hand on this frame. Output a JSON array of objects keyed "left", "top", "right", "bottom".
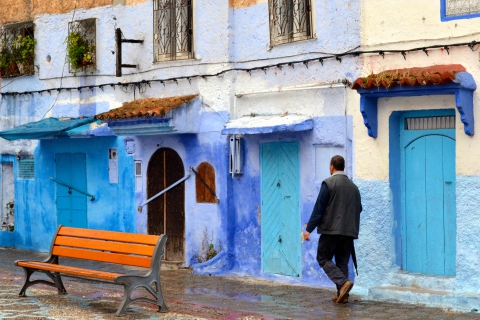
[{"left": 303, "top": 231, "right": 311, "bottom": 241}]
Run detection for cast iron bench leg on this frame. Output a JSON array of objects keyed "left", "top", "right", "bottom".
[{"left": 18, "top": 268, "right": 67, "bottom": 296}]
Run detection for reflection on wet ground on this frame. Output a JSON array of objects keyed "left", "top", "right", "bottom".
[{"left": 0, "top": 248, "right": 479, "bottom": 319}]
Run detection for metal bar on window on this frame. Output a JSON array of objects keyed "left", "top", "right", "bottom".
[
  {"left": 49, "top": 177, "right": 95, "bottom": 201},
  {"left": 138, "top": 174, "right": 190, "bottom": 211},
  {"left": 190, "top": 166, "right": 219, "bottom": 204}
]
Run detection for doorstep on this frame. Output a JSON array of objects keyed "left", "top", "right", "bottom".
[
  {"left": 369, "top": 286, "right": 480, "bottom": 312},
  {"left": 161, "top": 260, "right": 185, "bottom": 270}
]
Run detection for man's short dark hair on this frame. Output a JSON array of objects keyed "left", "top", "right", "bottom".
[{"left": 330, "top": 155, "right": 345, "bottom": 171}]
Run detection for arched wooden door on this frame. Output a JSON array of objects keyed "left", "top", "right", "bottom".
[{"left": 147, "top": 148, "right": 185, "bottom": 261}]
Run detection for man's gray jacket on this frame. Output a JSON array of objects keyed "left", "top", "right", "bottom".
[{"left": 306, "top": 172, "right": 362, "bottom": 239}]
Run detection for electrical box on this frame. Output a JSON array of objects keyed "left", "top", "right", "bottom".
[
  {"left": 135, "top": 160, "right": 142, "bottom": 192},
  {"left": 108, "top": 148, "right": 119, "bottom": 184},
  {"left": 229, "top": 136, "right": 243, "bottom": 175}
]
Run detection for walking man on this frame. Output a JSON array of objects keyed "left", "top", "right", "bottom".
[{"left": 303, "top": 155, "right": 362, "bottom": 304}]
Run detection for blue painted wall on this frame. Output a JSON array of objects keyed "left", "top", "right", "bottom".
[
  {"left": 0, "top": 136, "right": 136, "bottom": 251},
  {"left": 225, "top": 115, "right": 354, "bottom": 288}
]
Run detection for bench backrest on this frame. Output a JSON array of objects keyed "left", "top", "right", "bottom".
[{"left": 51, "top": 226, "right": 163, "bottom": 268}]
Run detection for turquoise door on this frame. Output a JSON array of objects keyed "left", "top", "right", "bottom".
[
  {"left": 55, "top": 153, "right": 88, "bottom": 228},
  {"left": 261, "top": 141, "right": 301, "bottom": 277},
  {"left": 401, "top": 113, "right": 456, "bottom": 276}
]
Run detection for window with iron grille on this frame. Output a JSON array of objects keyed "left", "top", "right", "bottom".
[
  {"left": 442, "top": 0, "right": 480, "bottom": 20},
  {"left": 66, "top": 19, "right": 96, "bottom": 73},
  {"left": 153, "top": 0, "right": 193, "bottom": 62},
  {"left": 0, "top": 22, "right": 35, "bottom": 78},
  {"left": 268, "top": 0, "right": 313, "bottom": 46},
  {"left": 405, "top": 116, "right": 455, "bottom": 130}
]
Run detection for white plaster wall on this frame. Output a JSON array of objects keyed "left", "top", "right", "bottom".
[
  {"left": 362, "top": 1, "right": 480, "bottom": 50},
  {"left": 354, "top": 48, "right": 480, "bottom": 179}
]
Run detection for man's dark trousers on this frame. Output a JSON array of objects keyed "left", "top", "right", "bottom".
[{"left": 317, "top": 234, "right": 354, "bottom": 293}]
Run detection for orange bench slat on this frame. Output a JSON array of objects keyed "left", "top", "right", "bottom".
[
  {"left": 55, "top": 236, "right": 155, "bottom": 257},
  {"left": 52, "top": 246, "right": 152, "bottom": 268},
  {"left": 57, "top": 226, "right": 159, "bottom": 246},
  {"left": 16, "top": 261, "right": 121, "bottom": 281}
]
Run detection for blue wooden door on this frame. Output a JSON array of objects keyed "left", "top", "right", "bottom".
[
  {"left": 261, "top": 142, "right": 301, "bottom": 277},
  {"left": 401, "top": 113, "right": 456, "bottom": 276},
  {"left": 55, "top": 153, "right": 87, "bottom": 228}
]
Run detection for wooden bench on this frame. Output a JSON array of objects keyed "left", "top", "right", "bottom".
[{"left": 14, "top": 225, "right": 168, "bottom": 316}]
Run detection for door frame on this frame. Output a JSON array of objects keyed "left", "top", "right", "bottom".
[
  {"left": 260, "top": 140, "right": 301, "bottom": 277},
  {"left": 399, "top": 109, "right": 456, "bottom": 275},
  {"left": 146, "top": 147, "right": 186, "bottom": 261}
]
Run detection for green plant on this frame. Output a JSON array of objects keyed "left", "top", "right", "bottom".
[
  {"left": 65, "top": 31, "right": 95, "bottom": 71},
  {"left": 13, "top": 35, "right": 36, "bottom": 74}
]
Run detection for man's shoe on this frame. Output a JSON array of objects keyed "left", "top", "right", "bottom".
[
  {"left": 332, "top": 294, "right": 349, "bottom": 303},
  {"left": 337, "top": 280, "right": 353, "bottom": 303}
]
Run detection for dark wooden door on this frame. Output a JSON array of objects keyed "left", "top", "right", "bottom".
[{"left": 147, "top": 148, "right": 185, "bottom": 261}]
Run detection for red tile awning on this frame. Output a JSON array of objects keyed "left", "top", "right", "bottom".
[
  {"left": 352, "top": 64, "right": 466, "bottom": 90},
  {"left": 95, "top": 95, "right": 198, "bottom": 120}
]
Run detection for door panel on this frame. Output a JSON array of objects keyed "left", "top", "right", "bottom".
[
  {"left": 147, "top": 148, "right": 185, "bottom": 261},
  {"left": 402, "top": 130, "right": 456, "bottom": 276},
  {"left": 261, "top": 142, "right": 300, "bottom": 277},
  {"left": 55, "top": 153, "right": 87, "bottom": 228}
]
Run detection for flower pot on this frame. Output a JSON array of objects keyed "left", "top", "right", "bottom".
[{"left": 8, "top": 61, "right": 19, "bottom": 77}]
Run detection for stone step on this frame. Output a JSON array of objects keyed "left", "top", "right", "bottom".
[
  {"left": 369, "top": 286, "right": 480, "bottom": 312},
  {"left": 161, "top": 260, "right": 186, "bottom": 270}
]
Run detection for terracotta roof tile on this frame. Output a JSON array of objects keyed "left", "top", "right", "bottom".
[
  {"left": 351, "top": 64, "right": 466, "bottom": 90},
  {"left": 95, "top": 95, "right": 198, "bottom": 120}
]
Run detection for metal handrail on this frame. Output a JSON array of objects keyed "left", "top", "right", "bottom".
[
  {"left": 49, "top": 177, "right": 95, "bottom": 201},
  {"left": 138, "top": 174, "right": 191, "bottom": 212}
]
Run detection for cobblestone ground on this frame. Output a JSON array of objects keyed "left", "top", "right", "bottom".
[{"left": 0, "top": 248, "right": 479, "bottom": 320}]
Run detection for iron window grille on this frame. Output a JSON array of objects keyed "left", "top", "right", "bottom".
[
  {"left": 0, "top": 22, "right": 35, "bottom": 78},
  {"left": 268, "top": 0, "right": 313, "bottom": 46},
  {"left": 153, "top": 0, "right": 193, "bottom": 62},
  {"left": 67, "top": 19, "right": 96, "bottom": 73},
  {"left": 405, "top": 116, "right": 456, "bottom": 130},
  {"left": 445, "top": 0, "right": 480, "bottom": 16}
]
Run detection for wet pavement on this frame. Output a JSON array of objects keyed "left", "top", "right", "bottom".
[{"left": 1, "top": 247, "right": 479, "bottom": 319}]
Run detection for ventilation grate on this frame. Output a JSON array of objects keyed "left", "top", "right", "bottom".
[
  {"left": 405, "top": 116, "right": 455, "bottom": 130},
  {"left": 18, "top": 158, "right": 34, "bottom": 179}
]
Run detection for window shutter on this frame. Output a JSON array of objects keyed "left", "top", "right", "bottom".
[{"left": 195, "top": 162, "right": 216, "bottom": 203}]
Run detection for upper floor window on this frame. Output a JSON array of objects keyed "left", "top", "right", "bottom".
[
  {"left": 0, "top": 22, "right": 35, "bottom": 78},
  {"left": 66, "top": 19, "right": 96, "bottom": 73},
  {"left": 268, "top": 0, "right": 313, "bottom": 46},
  {"left": 153, "top": 0, "right": 193, "bottom": 62},
  {"left": 442, "top": 0, "right": 480, "bottom": 20}
]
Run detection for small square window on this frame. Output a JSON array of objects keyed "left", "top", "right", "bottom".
[{"left": 18, "top": 158, "right": 34, "bottom": 180}]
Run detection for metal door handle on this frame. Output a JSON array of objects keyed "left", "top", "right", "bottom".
[{"left": 445, "top": 181, "right": 452, "bottom": 184}]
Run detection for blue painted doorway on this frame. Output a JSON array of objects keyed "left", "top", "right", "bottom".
[
  {"left": 401, "top": 110, "right": 456, "bottom": 276},
  {"left": 55, "top": 153, "right": 88, "bottom": 228},
  {"left": 261, "top": 141, "right": 301, "bottom": 277}
]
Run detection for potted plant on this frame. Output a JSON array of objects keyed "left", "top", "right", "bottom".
[
  {"left": 0, "top": 46, "right": 9, "bottom": 77},
  {"left": 13, "top": 35, "right": 36, "bottom": 75},
  {"left": 0, "top": 45, "right": 19, "bottom": 77},
  {"left": 65, "top": 31, "right": 95, "bottom": 72}
]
